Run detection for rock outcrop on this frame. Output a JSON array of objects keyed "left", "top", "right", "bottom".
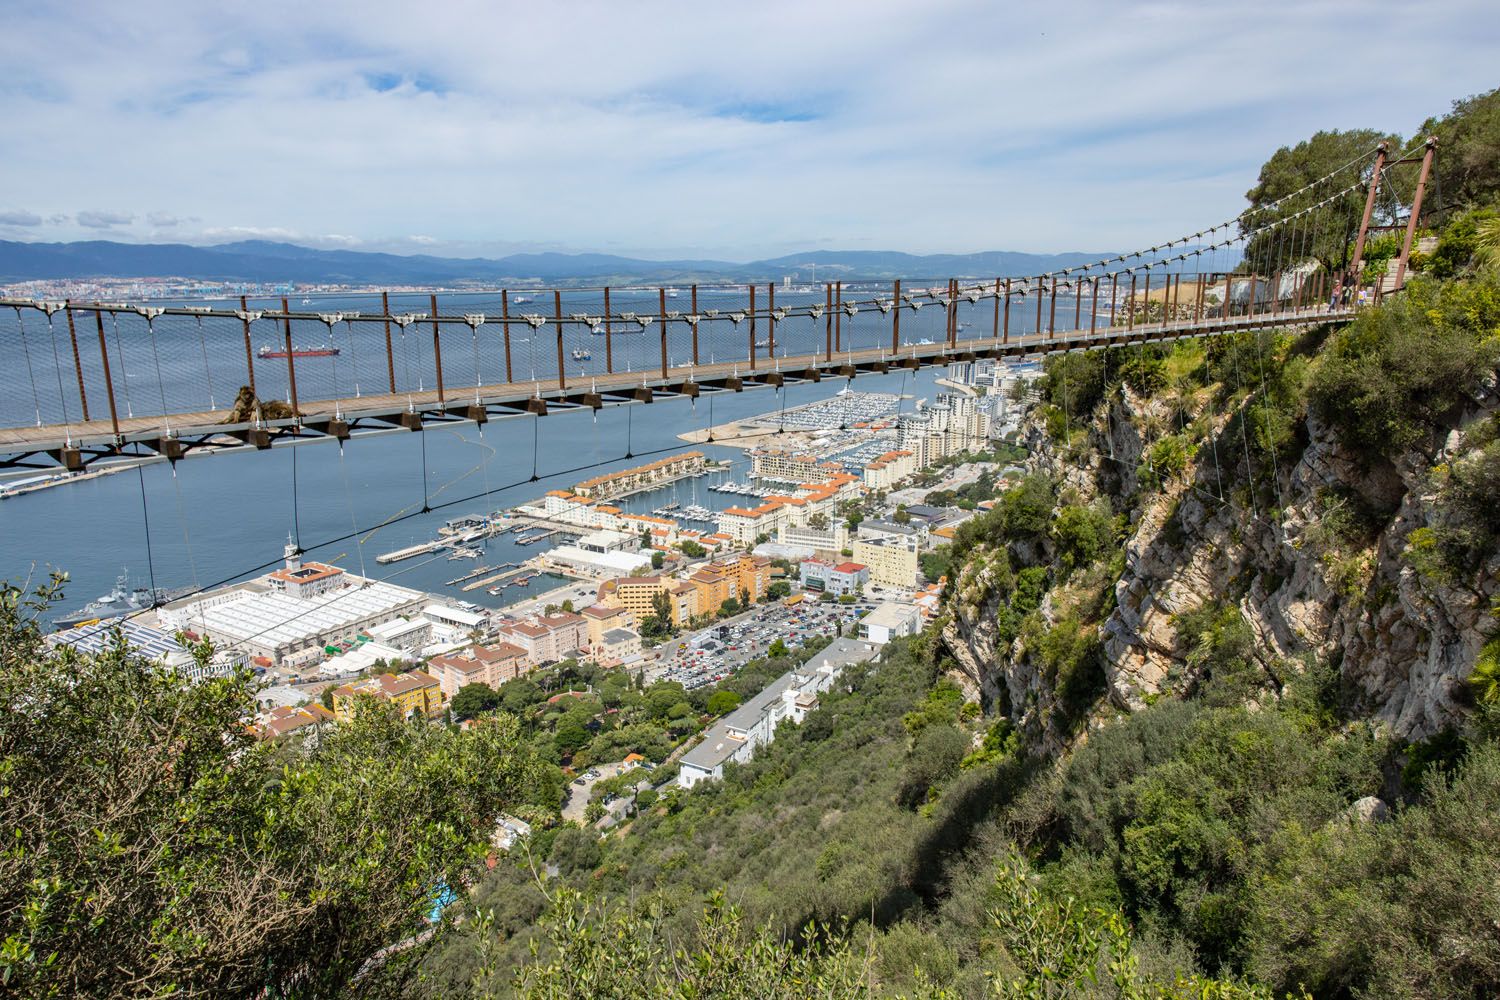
[{"left": 943, "top": 373, "right": 1498, "bottom": 745}]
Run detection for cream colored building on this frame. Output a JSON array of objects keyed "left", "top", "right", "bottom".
[{"left": 852, "top": 534, "right": 921, "bottom": 590}]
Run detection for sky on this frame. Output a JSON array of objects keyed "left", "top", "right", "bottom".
[{"left": 0, "top": 0, "right": 1494, "bottom": 261}]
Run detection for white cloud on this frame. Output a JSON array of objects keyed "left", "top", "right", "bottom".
[
  {"left": 0, "top": 0, "right": 1493, "bottom": 258},
  {"left": 75, "top": 209, "right": 135, "bottom": 229}
]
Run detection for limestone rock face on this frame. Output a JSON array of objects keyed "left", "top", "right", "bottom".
[{"left": 941, "top": 380, "right": 1498, "bottom": 744}]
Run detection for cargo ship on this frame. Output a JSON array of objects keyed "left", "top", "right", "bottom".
[{"left": 257, "top": 345, "right": 341, "bottom": 359}]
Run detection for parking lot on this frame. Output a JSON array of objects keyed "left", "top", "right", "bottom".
[{"left": 649, "top": 597, "right": 877, "bottom": 688}]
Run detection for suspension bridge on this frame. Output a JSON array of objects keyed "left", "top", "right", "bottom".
[{"left": 0, "top": 138, "right": 1436, "bottom": 472}]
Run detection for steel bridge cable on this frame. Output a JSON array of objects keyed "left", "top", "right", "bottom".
[{"left": 13, "top": 306, "right": 42, "bottom": 427}]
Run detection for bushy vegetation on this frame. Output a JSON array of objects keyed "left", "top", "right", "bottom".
[{"left": 0, "top": 576, "right": 554, "bottom": 1000}]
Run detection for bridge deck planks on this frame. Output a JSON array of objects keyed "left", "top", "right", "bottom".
[{"left": 0, "top": 308, "right": 1354, "bottom": 461}]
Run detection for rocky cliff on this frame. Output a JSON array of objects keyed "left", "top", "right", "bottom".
[{"left": 943, "top": 349, "right": 1498, "bottom": 749}]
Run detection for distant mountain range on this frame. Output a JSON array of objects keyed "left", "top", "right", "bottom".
[{"left": 0, "top": 239, "right": 1135, "bottom": 286}]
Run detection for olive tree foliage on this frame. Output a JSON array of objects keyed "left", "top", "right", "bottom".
[
  {"left": 1239, "top": 128, "right": 1401, "bottom": 275},
  {"left": 0, "top": 574, "right": 553, "bottom": 1000}
]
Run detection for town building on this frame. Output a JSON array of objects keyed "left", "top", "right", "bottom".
[
  {"left": 159, "top": 543, "right": 428, "bottom": 669},
  {"left": 45, "top": 617, "right": 248, "bottom": 682},
  {"left": 858, "top": 602, "right": 924, "bottom": 644},
  {"left": 861, "top": 449, "right": 917, "bottom": 491},
  {"left": 427, "top": 641, "right": 529, "bottom": 697},
  {"left": 496, "top": 611, "right": 587, "bottom": 665},
  {"left": 749, "top": 449, "right": 843, "bottom": 484},
  {"left": 678, "top": 639, "right": 879, "bottom": 788},
  {"left": 331, "top": 669, "right": 443, "bottom": 721},
  {"left": 852, "top": 533, "right": 922, "bottom": 590},
  {"left": 596, "top": 627, "right": 643, "bottom": 666},
  {"left": 800, "top": 559, "right": 869, "bottom": 597},
  {"left": 571, "top": 451, "right": 706, "bottom": 501},
  {"left": 364, "top": 616, "right": 431, "bottom": 655},
  {"left": 252, "top": 703, "right": 336, "bottom": 742}
]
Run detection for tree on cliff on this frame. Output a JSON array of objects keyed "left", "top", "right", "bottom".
[{"left": 0, "top": 574, "right": 553, "bottom": 999}]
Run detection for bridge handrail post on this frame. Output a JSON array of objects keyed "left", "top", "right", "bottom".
[
  {"left": 1127, "top": 275, "right": 1136, "bottom": 332},
  {"left": 65, "top": 302, "right": 90, "bottom": 421},
  {"left": 1047, "top": 277, "right": 1058, "bottom": 338},
  {"left": 1073, "top": 275, "right": 1083, "bottom": 331},
  {"left": 661, "top": 287, "right": 672, "bottom": 378},
  {"left": 381, "top": 292, "right": 396, "bottom": 393},
  {"left": 1002, "top": 279, "right": 1011, "bottom": 344},
  {"left": 891, "top": 279, "right": 901, "bottom": 353},
  {"left": 281, "top": 297, "right": 300, "bottom": 418},
  {"left": 1034, "top": 276, "right": 1044, "bottom": 340},
  {"left": 767, "top": 282, "right": 776, "bottom": 358},
  {"left": 687, "top": 285, "right": 696, "bottom": 366},
  {"left": 824, "top": 283, "right": 833, "bottom": 362},
  {"left": 833, "top": 280, "right": 843, "bottom": 354},
  {"left": 501, "top": 290, "right": 515, "bottom": 383},
  {"left": 603, "top": 287, "right": 614, "bottom": 374},
  {"left": 1089, "top": 278, "right": 1099, "bottom": 337},
  {"left": 749, "top": 283, "right": 757, "bottom": 371},
  {"left": 240, "top": 295, "right": 257, "bottom": 396},
  {"left": 93, "top": 309, "right": 120, "bottom": 439},
  {"left": 554, "top": 290, "right": 567, "bottom": 391},
  {"left": 430, "top": 294, "right": 445, "bottom": 406},
  {"left": 992, "top": 278, "right": 1001, "bottom": 343}
]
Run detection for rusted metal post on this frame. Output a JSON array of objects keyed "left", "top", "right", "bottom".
[
  {"left": 891, "top": 279, "right": 901, "bottom": 352},
  {"left": 554, "top": 290, "right": 567, "bottom": 391},
  {"left": 381, "top": 291, "right": 395, "bottom": 392},
  {"left": 1002, "top": 279, "right": 1011, "bottom": 343},
  {"left": 603, "top": 287, "right": 614, "bottom": 374},
  {"left": 767, "top": 283, "right": 776, "bottom": 358},
  {"left": 1047, "top": 279, "right": 1058, "bottom": 337},
  {"left": 1141, "top": 271, "right": 1152, "bottom": 329},
  {"left": 64, "top": 302, "right": 90, "bottom": 420},
  {"left": 501, "top": 290, "right": 514, "bottom": 383},
  {"left": 1350, "top": 142, "right": 1389, "bottom": 283},
  {"left": 992, "top": 278, "right": 1001, "bottom": 341},
  {"left": 659, "top": 287, "right": 670, "bottom": 378},
  {"left": 1194, "top": 274, "right": 1205, "bottom": 323},
  {"left": 748, "top": 283, "right": 757, "bottom": 370},
  {"left": 1034, "top": 277, "right": 1044, "bottom": 339},
  {"left": 1394, "top": 137, "right": 1436, "bottom": 290},
  {"left": 429, "top": 294, "right": 445, "bottom": 404},
  {"left": 824, "top": 283, "right": 833, "bottom": 362},
  {"left": 1127, "top": 276, "right": 1137, "bottom": 331},
  {"left": 239, "top": 295, "right": 257, "bottom": 395},
  {"left": 1089, "top": 277, "right": 1099, "bottom": 337},
  {"left": 1108, "top": 272, "right": 1119, "bottom": 330},
  {"left": 948, "top": 278, "right": 958, "bottom": 347},
  {"left": 834, "top": 280, "right": 842, "bottom": 353},
  {"left": 94, "top": 310, "right": 119, "bottom": 437},
  {"left": 280, "top": 297, "right": 299, "bottom": 416},
  {"left": 1247, "top": 275, "right": 1258, "bottom": 320},
  {"left": 684, "top": 285, "right": 695, "bottom": 365},
  {"left": 1073, "top": 275, "right": 1083, "bottom": 330}
]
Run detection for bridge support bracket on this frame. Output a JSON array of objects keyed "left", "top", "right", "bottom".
[
  {"left": 632, "top": 387, "right": 654, "bottom": 403},
  {"left": 722, "top": 377, "right": 743, "bottom": 392},
  {"left": 835, "top": 364, "right": 856, "bottom": 378},
  {"left": 750, "top": 372, "right": 784, "bottom": 388},
  {"left": 579, "top": 393, "right": 603, "bottom": 410},
  {"left": 674, "top": 381, "right": 700, "bottom": 398},
  {"left": 327, "top": 419, "right": 351, "bottom": 440},
  {"left": 51, "top": 448, "right": 83, "bottom": 472},
  {"left": 153, "top": 438, "right": 184, "bottom": 461},
  {"left": 463, "top": 406, "right": 487, "bottom": 425},
  {"left": 796, "top": 368, "right": 820, "bottom": 382},
  {"left": 399, "top": 412, "right": 424, "bottom": 431}
]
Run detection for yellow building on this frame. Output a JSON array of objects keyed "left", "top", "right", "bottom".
[
  {"left": 331, "top": 670, "right": 443, "bottom": 721},
  {"left": 598, "top": 575, "right": 699, "bottom": 626},
  {"left": 851, "top": 536, "right": 921, "bottom": 590}
]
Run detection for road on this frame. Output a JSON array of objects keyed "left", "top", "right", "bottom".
[{"left": 561, "top": 759, "right": 631, "bottom": 823}]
